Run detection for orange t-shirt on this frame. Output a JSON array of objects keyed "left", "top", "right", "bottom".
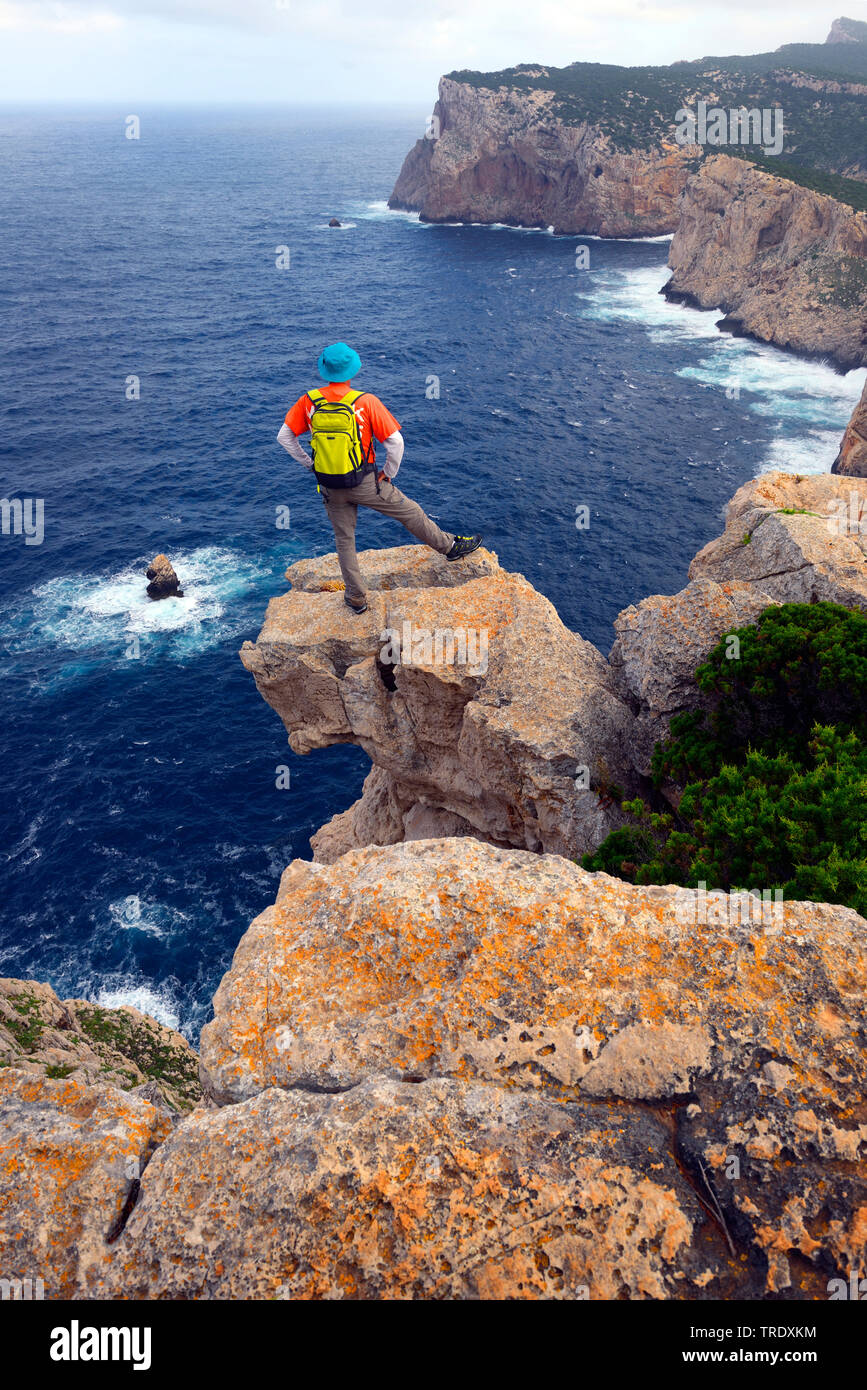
[{"left": 284, "top": 383, "right": 400, "bottom": 466}]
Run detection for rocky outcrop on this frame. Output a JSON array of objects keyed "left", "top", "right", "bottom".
[
  {"left": 98, "top": 1074, "right": 703, "bottom": 1301},
  {"left": 608, "top": 579, "right": 774, "bottom": 777},
  {"left": 389, "top": 77, "right": 696, "bottom": 236},
  {"left": 664, "top": 155, "right": 867, "bottom": 369},
  {"left": 4, "top": 470, "right": 867, "bottom": 1301},
  {"left": 833, "top": 376, "right": 867, "bottom": 475},
  {"left": 826, "top": 16, "right": 867, "bottom": 45},
  {"left": 145, "top": 552, "right": 182, "bottom": 598},
  {"left": 240, "top": 546, "right": 636, "bottom": 863},
  {"left": 0, "top": 1069, "right": 171, "bottom": 1299},
  {"left": 606, "top": 472, "right": 867, "bottom": 772},
  {"left": 4, "top": 839, "right": 865, "bottom": 1301},
  {"left": 92, "top": 838, "right": 866, "bottom": 1301},
  {"left": 688, "top": 470, "right": 867, "bottom": 604},
  {"left": 0, "top": 977, "right": 201, "bottom": 1114},
  {"left": 240, "top": 473, "right": 866, "bottom": 841}
]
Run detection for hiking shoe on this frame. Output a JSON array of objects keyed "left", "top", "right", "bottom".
[
  {"left": 446, "top": 534, "right": 483, "bottom": 561},
  {"left": 344, "top": 595, "right": 369, "bottom": 614}
]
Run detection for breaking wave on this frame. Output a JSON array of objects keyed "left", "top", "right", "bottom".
[{"left": 577, "top": 262, "right": 865, "bottom": 473}]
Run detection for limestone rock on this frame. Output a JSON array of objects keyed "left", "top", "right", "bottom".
[
  {"left": 608, "top": 578, "right": 775, "bottom": 775},
  {"left": 581, "top": 1022, "right": 713, "bottom": 1100},
  {"left": 665, "top": 155, "right": 867, "bottom": 370},
  {"left": 832, "top": 375, "right": 867, "bottom": 476},
  {"left": 0, "top": 1069, "right": 171, "bottom": 1299},
  {"left": 193, "top": 838, "right": 867, "bottom": 1298},
  {"left": 145, "top": 552, "right": 182, "bottom": 598},
  {"left": 240, "top": 545, "right": 635, "bottom": 861},
  {"left": 389, "top": 76, "right": 694, "bottom": 237},
  {"left": 286, "top": 542, "right": 499, "bottom": 594},
  {"left": 200, "top": 837, "right": 863, "bottom": 1103},
  {"left": 328, "top": 217, "right": 341, "bottom": 227},
  {"left": 311, "top": 764, "right": 479, "bottom": 862},
  {"left": 0, "top": 977, "right": 201, "bottom": 1113},
  {"left": 826, "top": 17, "right": 867, "bottom": 44},
  {"left": 688, "top": 470, "right": 867, "bottom": 607},
  {"left": 99, "top": 1076, "right": 717, "bottom": 1301}
]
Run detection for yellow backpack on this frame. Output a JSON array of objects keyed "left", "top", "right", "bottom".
[{"left": 307, "top": 388, "right": 374, "bottom": 489}]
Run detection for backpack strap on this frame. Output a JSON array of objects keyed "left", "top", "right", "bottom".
[{"left": 339, "top": 389, "right": 376, "bottom": 466}]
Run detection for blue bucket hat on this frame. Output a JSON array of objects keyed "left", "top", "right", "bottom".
[{"left": 317, "top": 341, "right": 362, "bottom": 382}]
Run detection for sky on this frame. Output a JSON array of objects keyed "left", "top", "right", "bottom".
[{"left": 0, "top": 1, "right": 865, "bottom": 104}]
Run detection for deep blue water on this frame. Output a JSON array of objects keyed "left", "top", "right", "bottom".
[{"left": 1, "top": 106, "right": 863, "bottom": 1038}]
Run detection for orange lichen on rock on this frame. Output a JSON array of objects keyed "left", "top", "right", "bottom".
[{"left": 0, "top": 1069, "right": 170, "bottom": 1298}]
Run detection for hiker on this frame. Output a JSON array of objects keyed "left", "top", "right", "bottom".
[{"left": 277, "top": 342, "right": 482, "bottom": 613}]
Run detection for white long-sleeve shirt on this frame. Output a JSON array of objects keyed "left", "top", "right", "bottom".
[{"left": 277, "top": 422, "right": 405, "bottom": 479}]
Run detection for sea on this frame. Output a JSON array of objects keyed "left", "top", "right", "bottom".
[{"left": 1, "top": 106, "right": 863, "bottom": 1041}]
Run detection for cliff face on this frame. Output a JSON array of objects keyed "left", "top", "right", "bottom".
[
  {"left": 238, "top": 473, "right": 867, "bottom": 832},
  {"left": 826, "top": 16, "right": 867, "bottom": 45},
  {"left": 390, "top": 78, "right": 695, "bottom": 236},
  {"left": 391, "top": 52, "right": 867, "bottom": 363},
  {"left": 3, "top": 471, "right": 867, "bottom": 1301},
  {"left": 833, "top": 375, "right": 867, "bottom": 474},
  {"left": 239, "top": 545, "right": 635, "bottom": 863},
  {"left": 664, "top": 154, "right": 867, "bottom": 369}
]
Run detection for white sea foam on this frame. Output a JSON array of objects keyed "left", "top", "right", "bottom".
[
  {"left": 107, "top": 894, "right": 189, "bottom": 940},
  {"left": 8, "top": 545, "right": 271, "bottom": 667},
  {"left": 359, "top": 200, "right": 421, "bottom": 222},
  {"left": 95, "top": 983, "right": 182, "bottom": 1033},
  {"left": 579, "top": 232, "right": 674, "bottom": 243},
  {"left": 577, "top": 262, "right": 865, "bottom": 474},
  {"left": 760, "top": 430, "right": 850, "bottom": 476}
]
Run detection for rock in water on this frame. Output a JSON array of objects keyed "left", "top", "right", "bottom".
[
  {"left": 328, "top": 217, "right": 341, "bottom": 227},
  {"left": 145, "top": 553, "right": 183, "bottom": 598}
]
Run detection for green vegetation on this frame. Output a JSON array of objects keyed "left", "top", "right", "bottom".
[
  {"left": 1, "top": 989, "right": 200, "bottom": 1110},
  {"left": 810, "top": 253, "right": 867, "bottom": 309},
  {"left": 447, "top": 30, "right": 867, "bottom": 186},
  {"left": 76, "top": 1004, "right": 200, "bottom": 1105},
  {"left": 583, "top": 603, "right": 867, "bottom": 916},
  {"left": 4, "top": 991, "right": 45, "bottom": 1051}
]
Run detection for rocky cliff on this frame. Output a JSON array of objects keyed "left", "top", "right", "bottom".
[
  {"left": 390, "top": 30, "right": 867, "bottom": 364},
  {"left": 239, "top": 472, "right": 867, "bottom": 843},
  {"left": 2, "top": 471, "right": 866, "bottom": 1301},
  {"left": 239, "top": 544, "right": 635, "bottom": 862},
  {"left": 2, "top": 838, "right": 865, "bottom": 1300},
  {"left": 664, "top": 154, "right": 867, "bottom": 369},
  {"left": 390, "top": 77, "right": 696, "bottom": 237},
  {"left": 833, "top": 374, "right": 867, "bottom": 474}
]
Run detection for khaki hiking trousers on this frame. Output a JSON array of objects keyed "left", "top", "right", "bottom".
[{"left": 320, "top": 470, "right": 453, "bottom": 604}]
